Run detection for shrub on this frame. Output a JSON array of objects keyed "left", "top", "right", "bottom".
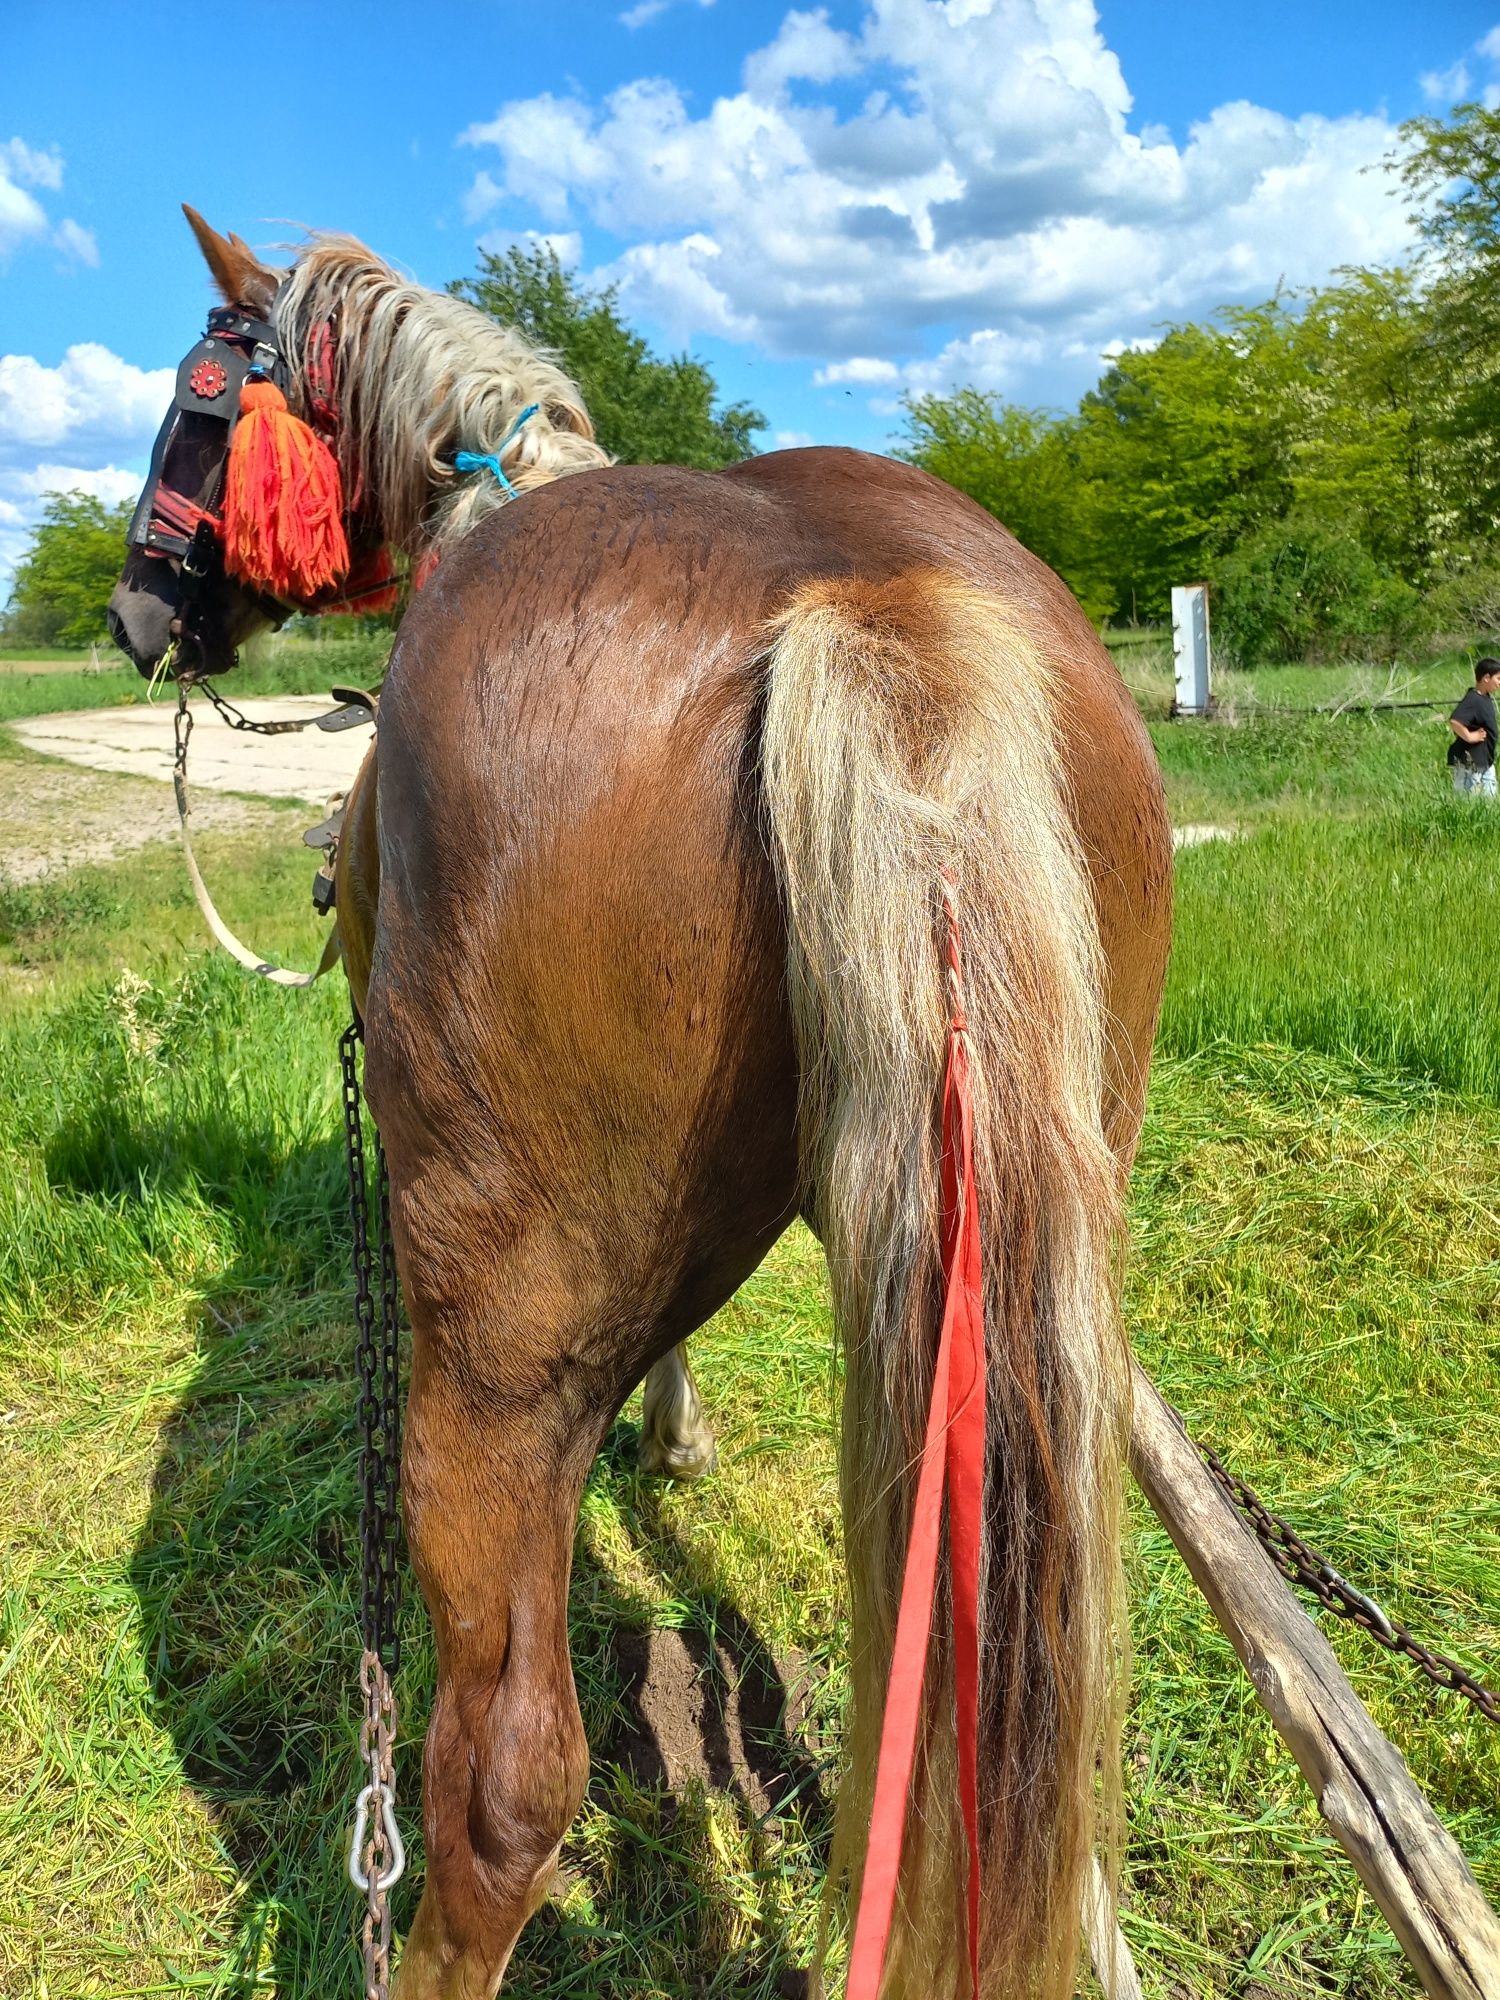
[{"left": 1210, "top": 512, "right": 1428, "bottom": 665}]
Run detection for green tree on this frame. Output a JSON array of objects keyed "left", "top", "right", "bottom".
[
  {"left": 1288, "top": 267, "right": 1440, "bottom": 582},
  {"left": 897, "top": 392, "right": 1115, "bottom": 616},
  {"left": 1393, "top": 102, "right": 1500, "bottom": 565},
  {"left": 452, "top": 244, "right": 764, "bottom": 468},
  {"left": 3, "top": 491, "right": 135, "bottom": 648},
  {"left": 1068, "top": 306, "right": 1303, "bottom": 623}
]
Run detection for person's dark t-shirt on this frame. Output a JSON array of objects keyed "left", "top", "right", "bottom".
[{"left": 1448, "top": 687, "right": 1497, "bottom": 770}]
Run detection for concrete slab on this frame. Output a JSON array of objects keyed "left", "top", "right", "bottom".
[{"left": 11, "top": 695, "right": 372, "bottom": 806}]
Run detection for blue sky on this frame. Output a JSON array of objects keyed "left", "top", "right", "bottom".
[{"left": 1, "top": 0, "right": 1495, "bottom": 592}]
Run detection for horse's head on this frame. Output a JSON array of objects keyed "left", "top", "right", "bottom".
[
  {"left": 108, "top": 209, "right": 295, "bottom": 677},
  {"left": 110, "top": 206, "right": 610, "bottom": 678}
]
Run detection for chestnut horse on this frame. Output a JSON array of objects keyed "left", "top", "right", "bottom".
[{"left": 109, "top": 212, "right": 1172, "bottom": 1999}]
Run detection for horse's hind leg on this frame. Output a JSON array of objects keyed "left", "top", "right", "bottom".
[
  {"left": 391, "top": 1311, "right": 598, "bottom": 2000},
  {"left": 639, "top": 1344, "right": 716, "bottom": 1479}
]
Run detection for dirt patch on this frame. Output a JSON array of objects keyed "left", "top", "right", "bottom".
[
  {"left": 610, "top": 1625, "right": 830, "bottom": 1823},
  {"left": 0, "top": 756, "right": 295, "bottom": 884}
]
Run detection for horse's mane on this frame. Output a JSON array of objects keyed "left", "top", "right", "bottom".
[{"left": 275, "top": 235, "right": 610, "bottom": 558}]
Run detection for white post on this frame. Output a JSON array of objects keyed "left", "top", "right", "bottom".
[{"left": 1171, "top": 583, "right": 1212, "bottom": 716}]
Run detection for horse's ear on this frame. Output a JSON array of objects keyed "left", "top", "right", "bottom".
[{"left": 181, "top": 205, "right": 278, "bottom": 312}]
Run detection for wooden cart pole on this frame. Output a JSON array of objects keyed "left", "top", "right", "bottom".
[{"left": 1129, "top": 1360, "right": 1500, "bottom": 2000}]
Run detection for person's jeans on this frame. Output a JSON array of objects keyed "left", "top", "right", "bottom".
[{"left": 1452, "top": 764, "right": 1498, "bottom": 797}]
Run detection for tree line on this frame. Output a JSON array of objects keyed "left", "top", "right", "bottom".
[{"left": 901, "top": 104, "right": 1500, "bottom": 662}]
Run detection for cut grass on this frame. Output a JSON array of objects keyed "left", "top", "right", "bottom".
[{"left": 0, "top": 707, "right": 1496, "bottom": 1997}]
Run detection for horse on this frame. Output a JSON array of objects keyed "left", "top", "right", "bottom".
[{"left": 109, "top": 208, "right": 1173, "bottom": 2000}]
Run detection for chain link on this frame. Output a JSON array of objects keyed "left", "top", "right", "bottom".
[
  {"left": 340, "top": 1024, "right": 407, "bottom": 1999},
  {"left": 199, "top": 676, "right": 313, "bottom": 736},
  {"left": 1180, "top": 1412, "right": 1499, "bottom": 1726}
]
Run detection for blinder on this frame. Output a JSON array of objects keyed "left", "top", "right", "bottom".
[{"left": 128, "top": 304, "right": 289, "bottom": 561}]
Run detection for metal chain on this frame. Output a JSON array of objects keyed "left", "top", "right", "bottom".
[
  {"left": 174, "top": 676, "right": 194, "bottom": 776},
  {"left": 340, "top": 1023, "right": 407, "bottom": 2000},
  {"left": 199, "top": 676, "right": 313, "bottom": 736},
  {"left": 1181, "top": 1413, "right": 1499, "bottom": 1725}
]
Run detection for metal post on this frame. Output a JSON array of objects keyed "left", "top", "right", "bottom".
[{"left": 1171, "top": 584, "right": 1212, "bottom": 716}]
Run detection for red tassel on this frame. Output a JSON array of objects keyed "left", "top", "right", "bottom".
[{"left": 223, "top": 378, "right": 349, "bottom": 602}]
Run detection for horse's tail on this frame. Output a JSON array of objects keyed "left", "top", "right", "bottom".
[{"left": 760, "top": 571, "right": 1128, "bottom": 1999}]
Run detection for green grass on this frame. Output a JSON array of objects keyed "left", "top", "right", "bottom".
[
  {"left": 0, "top": 679, "right": 1496, "bottom": 1996},
  {"left": 0, "top": 635, "right": 391, "bottom": 725},
  {"left": 1165, "top": 796, "right": 1500, "bottom": 1095}
]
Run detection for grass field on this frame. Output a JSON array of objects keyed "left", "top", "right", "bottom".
[{"left": 0, "top": 659, "right": 1496, "bottom": 1998}]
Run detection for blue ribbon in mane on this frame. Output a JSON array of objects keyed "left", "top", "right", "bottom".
[{"left": 453, "top": 402, "right": 542, "bottom": 498}]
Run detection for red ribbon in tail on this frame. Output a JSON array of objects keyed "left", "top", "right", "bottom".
[{"left": 847, "top": 876, "right": 987, "bottom": 1999}]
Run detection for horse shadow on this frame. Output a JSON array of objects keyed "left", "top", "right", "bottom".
[{"left": 48, "top": 1100, "right": 833, "bottom": 1997}]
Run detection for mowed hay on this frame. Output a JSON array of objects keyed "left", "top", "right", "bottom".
[{"left": 0, "top": 687, "right": 1497, "bottom": 1997}]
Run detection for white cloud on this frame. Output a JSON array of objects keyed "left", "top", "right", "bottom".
[
  {"left": 1421, "top": 59, "right": 1471, "bottom": 105},
  {"left": 0, "top": 135, "right": 90, "bottom": 265},
  {"left": 774, "top": 428, "right": 816, "bottom": 447},
  {"left": 1423, "top": 26, "right": 1500, "bottom": 110},
  {"left": 458, "top": 0, "right": 1420, "bottom": 398},
  {"left": 53, "top": 217, "right": 98, "bottom": 266},
  {"left": 1, "top": 138, "right": 64, "bottom": 191},
  {"left": 0, "top": 345, "right": 173, "bottom": 452},
  {"left": 619, "top": 0, "right": 714, "bottom": 27},
  {"left": 13, "top": 462, "right": 142, "bottom": 505},
  {"left": 463, "top": 170, "right": 505, "bottom": 224},
  {"left": 744, "top": 9, "right": 862, "bottom": 98},
  {"left": 814, "top": 356, "right": 901, "bottom": 385},
  {"left": 0, "top": 344, "right": 170, "bottom": 601}
]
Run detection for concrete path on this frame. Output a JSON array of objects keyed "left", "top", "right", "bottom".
[
  {"left": 12, "top": 696, "right": 372, "bottom": 806},
  {"left": 11, "top": 699, "right": 1234, "bottom": 854}
]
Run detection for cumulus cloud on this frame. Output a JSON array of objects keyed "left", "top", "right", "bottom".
[
  {"left": 0, "top": 346, "right": 170, "bottom": 599},
  {"left": 0, "top": 345, "right": 172, "bottom": 452},
  {"left": 0, "top": 134, "right": 95, "bottom": 266},
  {"left": 1423, "top": 25, "right": 1500, "bottom": 109},
  {"left": 1, "top": 138, "right": 63, "bottom": 191},
  {"left": 459, "top": 0, "right": 1421, "bottom": 400},
  {"left": 814, "top": 356, "right": 901, "bottom": 385}
]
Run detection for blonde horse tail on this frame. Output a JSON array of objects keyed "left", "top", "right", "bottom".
[{"left": 760, "top": 571, "right": 1129, "bottom": 1998}]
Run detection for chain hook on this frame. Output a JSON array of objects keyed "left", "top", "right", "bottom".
[{"left": 348, "top": 1779, "right": 407, "bottom": 1893}]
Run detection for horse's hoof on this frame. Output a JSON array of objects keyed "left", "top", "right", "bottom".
[{"left": 638, "top": 1432, "right": 718, "bottom": 1481}]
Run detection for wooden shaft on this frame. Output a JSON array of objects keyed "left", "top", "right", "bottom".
[
  {"left": 1129, "top": 1360, "right": 1500, "bottom": 2000},
  {"left": 1085, "top": 1855, "right": 1145, "bottom": 2000}
]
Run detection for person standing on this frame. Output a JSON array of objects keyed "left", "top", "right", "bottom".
[{"left": 1448, "top": 657, "right": 1499, "bottom": 797}]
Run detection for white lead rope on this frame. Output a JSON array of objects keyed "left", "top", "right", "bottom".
[{"left": 173, "top": 685, "right": 345, "bottom": 987}]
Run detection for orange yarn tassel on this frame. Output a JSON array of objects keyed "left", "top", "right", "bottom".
[{"left": 223, "top": 378, "right": 349, "bottom": 601}]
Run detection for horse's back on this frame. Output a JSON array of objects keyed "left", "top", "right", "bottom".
[{"left": 361, "top": 449, "right": 1168, "bottom": 1240}]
